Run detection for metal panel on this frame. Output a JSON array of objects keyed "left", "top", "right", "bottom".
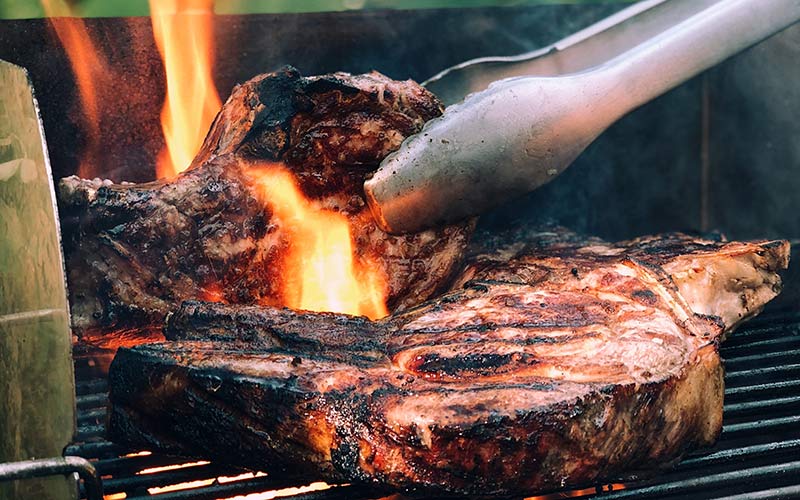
[{"left": 0, "top": 59, "right": 76, "bottom": 500}]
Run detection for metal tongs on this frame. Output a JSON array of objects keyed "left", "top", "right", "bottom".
[{"left": 364, "top": 0, "right": 800, "bottom": 234}]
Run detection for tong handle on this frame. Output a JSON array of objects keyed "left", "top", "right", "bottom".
[
  {"left": 595, "top": 0, "right": 800, "bottom": 122},
  {"left": 425, "top": 0, "right": 720, "bottom": 105},
  {"left": 366, "top": 0, "right": 800, "bottom": 234}
]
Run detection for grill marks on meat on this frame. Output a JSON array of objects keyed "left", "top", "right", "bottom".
[
  {"left": 455, "top": 230, "right": 787, "bottom": 331},
  {"left": 59, "top": 67, "right": 473, "bottom": 341},
  {"left": 108, "top": 231, "right": 789, "bottom": 496}
]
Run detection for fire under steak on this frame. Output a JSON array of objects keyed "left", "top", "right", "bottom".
[
  {"left": 58, "top": 67, "right": 473, "bottom": 342},
  {"left": 107, "top": 229, "right": 789, "bottom": 497}
]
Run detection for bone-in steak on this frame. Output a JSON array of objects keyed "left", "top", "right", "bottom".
[
  {"left": 59, "top": 68, "right": 473, "bottom": 341},
  {"left": 108, "top": 229, "right": 789, "bottom": 496}
]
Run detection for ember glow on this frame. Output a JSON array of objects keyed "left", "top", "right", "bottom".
[
  {"left": 218, "top": 481, "right": 332, "bottom": 500},
  {"left": 149, "top": 0, "right": 222, "bottom": 179},
  {"left": 524, "top": 483, "right": 627, "bottom": 499},
  {"left": 253, "top": 164, "right": 389, "bottom": 319},
  {"left": 138, "top": 460, "right": 212, "bottom": 494},
  {"left": 103, "top": 456, "right": 333, "bottom": 500}
]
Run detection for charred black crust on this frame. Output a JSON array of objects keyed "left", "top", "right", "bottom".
[
  {"left": 165, "top": 301, "right": 390, "bottom": 364},
  {"left": 761, "top": 240, "right": 784, "bottom": 249},
  {"left": 411, "top": 352, "right": 538, "bottom": 378},
  {"left": 109, "top": 345, "right": 345, "bottom": 479},
  {"left": 631, "top": 288, "right": 658, "bottom": 305},
  {"left": 241, "top": 66, "right": 308, "bottom": 160},
  {"left": 302, "top": 72, "right": 366, "bottom": 96}
]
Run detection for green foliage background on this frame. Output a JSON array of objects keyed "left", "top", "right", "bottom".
[{"left": 0, "top": 0, "right": 631, "bottom": 20}]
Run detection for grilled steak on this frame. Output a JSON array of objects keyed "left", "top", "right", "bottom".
[
  {"left": 108, "top": 230, "right": 789, "bottom": 497},
  {"left": 59, "top": 67, "right": 473, "bottom": 342}
]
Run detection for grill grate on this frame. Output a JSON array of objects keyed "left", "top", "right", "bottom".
[{"left": 67, "top": 311, "right": 800, "bottom": 500}]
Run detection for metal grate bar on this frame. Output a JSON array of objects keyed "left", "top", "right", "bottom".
[
  {"left": 723, "top": 348, "right": 800, "bottom": 367},
  {"left": 725, "top": 379, "right": 800, "bottom": 397},
  {"left": 75, "top": 379, "right": 108, "bottom": 396},
  {"left": 74, "top": 425, "right": 106, "bottom": 442},
  {"left": 93, "top": 454, "right": 194, "bottom": 476},
  {"left": 678, "top": 438, "right": 800, "bottom": 468},
  {"left": 64, "top": 441, "right": 123, "bottom": 459},
  {"left": 124, "top": 476, "right": 290, "bottom": 500},
  {"left": 76, "top": 393, "right": 108, "bottom": 411},
  {"left": 76, "top": 408, "right": 105, "bottom": 427},
  {"left": 724, "top": 363, "right": 800, "bottom": 384},
  {"left": 102, "top": 463, "right": 255, "bottom": 494},
  {"left": 597, "top": 460, "right": 800, "bottom": 499},
  {"left": 723, "top": 325, "right": 798, "bottom": 343},
  {"left": 723, "top": 395, "right": 800, "bottom": 414},
  {"left": 0, "top": 457, "right": 103, "bottom": 500},
  {"left": 722, "top": 415, "right": 800, "bottom": 435},
  {"left": 711, "top": 484, "right": 800, "bottom": 500},
  {"left": 721, "top": 336, "right": 800, "bottom": 355},
  {"left": 123, "top": 478, "right": 367, "bottom": 500}
]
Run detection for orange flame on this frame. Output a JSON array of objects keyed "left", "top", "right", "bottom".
[
  {"left": 44, "top": 0, "right": 387, "bottom": 320},
  {"left": 252, "top": 164, "right": 388, "bottom": 320},
  {"left": 41, "top": 0, "right": 108, "bottom": 179},
  {"left": 149, "top": 0, "right": 222, "bottom": 179}
]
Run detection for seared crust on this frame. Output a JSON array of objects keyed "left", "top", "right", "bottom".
[
  {"left": 59, "top": 68, "right": 473, "bottom": 340},
  {"left": 107, "top": 231, "right": 788, "bottom": 496},
  {"left": 109, "top": 341, "right": 723, "bottom": 495}
]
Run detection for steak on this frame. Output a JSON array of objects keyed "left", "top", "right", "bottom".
[
  {"left": 107, "top": 229, "right": 789, "bottom": 496},
  {"left": 58, "top": 67, "right": 473, "bottom": 342}
]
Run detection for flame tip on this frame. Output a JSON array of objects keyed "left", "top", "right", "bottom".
[{"left": 150, "top": 0, "right": 221, "bottom": 179}]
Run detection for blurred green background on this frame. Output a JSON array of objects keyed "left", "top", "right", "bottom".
[{"left": 0, "top": 0, "right": 632, "bottom": 20}]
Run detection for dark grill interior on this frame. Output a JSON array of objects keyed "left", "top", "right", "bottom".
[{"left": 67, "top": 311, "right": 800, "bottom": 500}]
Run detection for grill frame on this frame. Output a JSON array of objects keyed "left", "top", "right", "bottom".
[{"left": 59, "top": 310, "right": 800, "bottom": 500}]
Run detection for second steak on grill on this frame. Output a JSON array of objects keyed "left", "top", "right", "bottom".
[{"left": 107, "top": 230, "right": 789, "bottom": 497}]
